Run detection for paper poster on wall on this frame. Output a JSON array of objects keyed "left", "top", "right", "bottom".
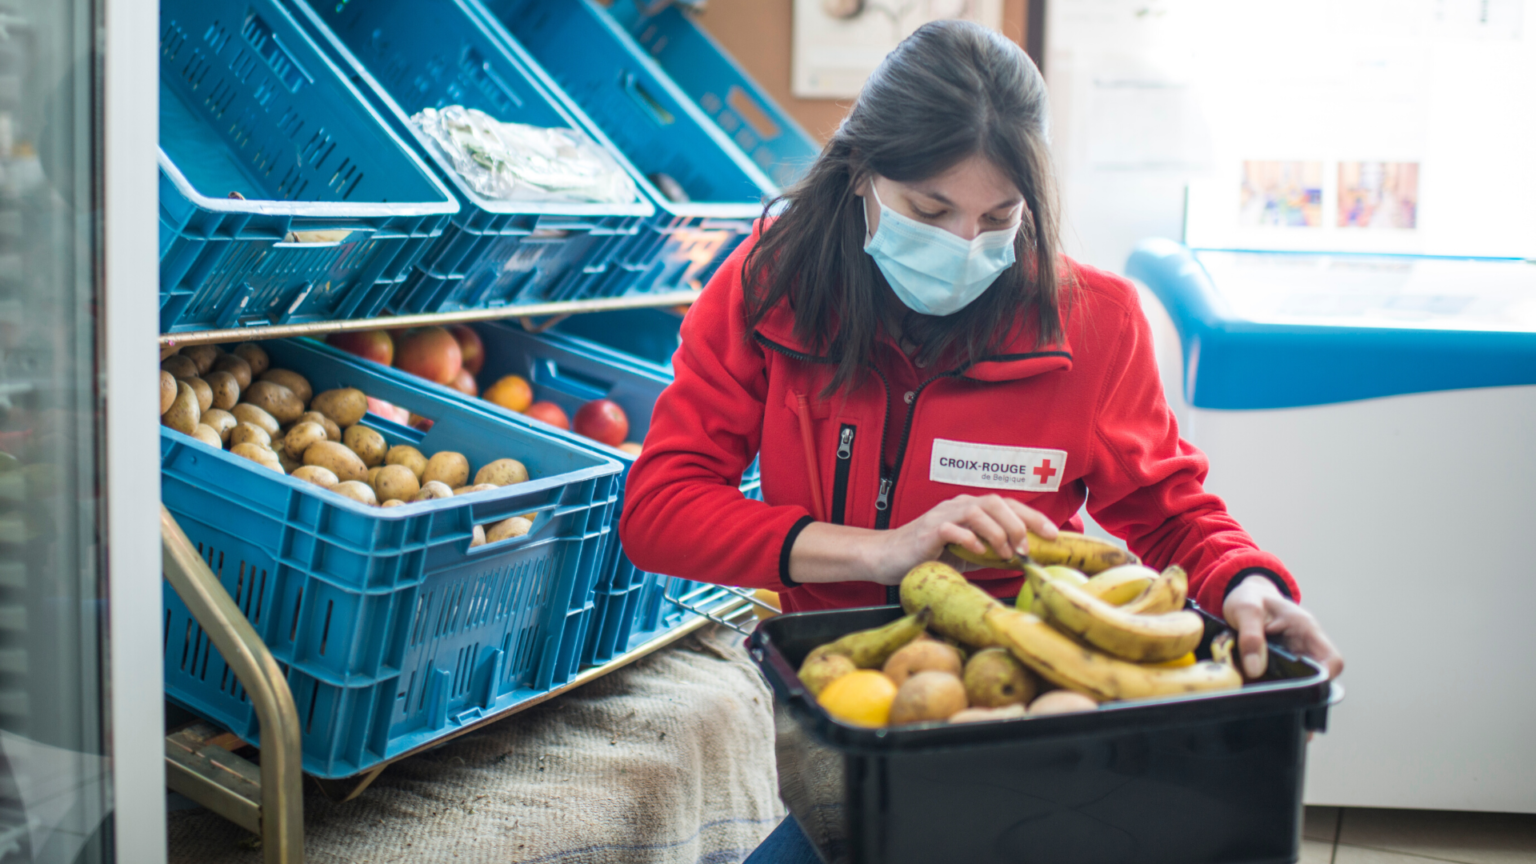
[
  {"left": 791, "top": 0, "right": 1004, "bottom": 98},
  {"left": 1239, "top": 161, "right": 1324, "bottom": 228},
  {"left": 1338, "top": 162, "right": 1419, "bottom": 229}
]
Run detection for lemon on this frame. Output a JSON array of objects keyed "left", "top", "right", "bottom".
[{"left": 817, "top": 669, "right": 898, "bottom": 728}]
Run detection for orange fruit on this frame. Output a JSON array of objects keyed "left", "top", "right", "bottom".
[
  {"left": 817, "top": 669, "right": 898, "bottom": 728},
  {"left": 484, "top": 374, "right": 533, "bottom": 413}
]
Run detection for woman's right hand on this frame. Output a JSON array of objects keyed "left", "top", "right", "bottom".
[{"left": 865, "top": 494, "right": 1058, "bottom": 585}]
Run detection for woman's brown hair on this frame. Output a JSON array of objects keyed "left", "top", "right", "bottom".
[{"left": 743, "top": 19, "right": 1065, "bottom": 396}]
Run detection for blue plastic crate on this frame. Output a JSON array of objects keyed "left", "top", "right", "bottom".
[
  {"left": 554, "top": 307, "right": 684, "bottom": 373},
  {"left": 605, "top": 0, "right": 821, "bottom": 189},
  {"left": 479, "top": 0, "right": 778, "bottom": 294},
  {"left": 162, "top": 338, "right": 622, "bottom": 778},
  {"left": 290, "top": 0, "right": 657, "bottom": 314},
  {"left": 467, "top": 321, "right": 754, "bottom": 665},
  {"left": 158, "top": 0, "right": 460, "bottom": 333}
]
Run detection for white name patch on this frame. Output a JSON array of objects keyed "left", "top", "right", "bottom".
[{"left": 929, "top": 439, "right": 1067, "bottom": 493}]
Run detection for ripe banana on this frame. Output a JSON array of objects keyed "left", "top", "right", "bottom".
[
  {"left": 947, "top": 531, "right": 1135, "bottom": 574},
  {"left": 903, "top": 563, "right": 1241, "bottom": 701},
  {"left": 1081, "top": 564, "right": 1159, "bottom": 605},
  {"left": 1035, "top": 577, "right": 1204, "bottom": 662},
  {"left": 1017, "top": 565, "right": 1088, "bottom": 614},
  {"left": 805, "top": 608, "right": 933, "bottom": 669},
  {"left": 1120, "top": 565, "right": 1189, "bottom": 615}
]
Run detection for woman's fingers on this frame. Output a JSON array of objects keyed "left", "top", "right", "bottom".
[
  {"left": 1004, "top": 498, "right": 1059, "bottom": 540},
  {"left": 1226, "top": 601, "right": 1271, "bottom": 679},
  {"left": 970, "top": 495, "right": 1029, "bottom": 556}
]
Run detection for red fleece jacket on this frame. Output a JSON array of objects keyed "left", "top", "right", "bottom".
[{"left": 619, "top": 228, "right": 1299, "bottom": 614}]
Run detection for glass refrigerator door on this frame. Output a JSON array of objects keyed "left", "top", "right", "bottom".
[{"left": 0, "top": 0, "right": 163, "bottom": 860}]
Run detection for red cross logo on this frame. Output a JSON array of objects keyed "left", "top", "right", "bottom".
[{"left": 1033, "top": 459, "right": 1058, "bottom": 484}]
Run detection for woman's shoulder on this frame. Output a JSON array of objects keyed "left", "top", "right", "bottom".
[{"left": 1061, "top": 256, "right": 1141, "bottom": 317}]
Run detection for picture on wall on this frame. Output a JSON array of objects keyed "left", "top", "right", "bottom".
[
  {"left": 1338, "top": 161, "right": 1420, "bottom": 229},
  {"left": 1238, "top": 161, "right": 1324, "bottom": 228}
]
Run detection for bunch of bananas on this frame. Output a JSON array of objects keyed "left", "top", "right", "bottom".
[{"left": 906, "top": 533, "right": 1243, "bottom": 702}]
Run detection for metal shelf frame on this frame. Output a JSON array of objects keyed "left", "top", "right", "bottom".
[{"left": 158, "top": 290, "right": 701, "bottom": 348}]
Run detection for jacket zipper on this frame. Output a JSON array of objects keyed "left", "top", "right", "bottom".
[
  {"left": 830, "top": 424, "right": 855, "bottom": 525},
  {"left": 877, "top": 369, "right": 964, "bottom": 605}
]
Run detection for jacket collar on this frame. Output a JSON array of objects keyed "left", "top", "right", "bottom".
[{"left": 751, "top": 295, "right": 1073, "bottom": 383}]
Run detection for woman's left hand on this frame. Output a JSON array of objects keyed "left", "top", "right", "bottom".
[{"left": 1222, "top": 575, "right": 1345, "bottom": 680}]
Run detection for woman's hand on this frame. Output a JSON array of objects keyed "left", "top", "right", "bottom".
[
  {"left": 867, "top": 494, "right": 1058, "bottom": 585},
  {"left": 1222, "top": 575, "right": 1344, "bottom": 680}
]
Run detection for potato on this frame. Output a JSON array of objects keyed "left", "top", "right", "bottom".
[
  {"left": 203, "top": 370, "right": 240, "bottom": 410},
  {"left": 185, "top": 376, "right": 213, "bottom": 413},
  {"left": 259, "top": 368, "right": 311, "bottom": 406},
  {"left": 474, "top": 458, "right": 529, "bottom": 487},
  {"left": 385, "top": 444, "right": 428, "bottom": 479},
  {"left": 343, "top": 425, "right": 386, "bottom": 467},
  {"left": 161, "top": 382, "right": 200, "bottom": 434},
  {"left": 303, "top": 440, "right": 368, "bottom": 483},
  {"left": 883, "top": 640, "right": 963, "bottom": 688},
  {"left": 381, "top": 499, "right": 407, "bottom": 508},
  {"left": 283, "top": 421, "right": 328, "bottom": 459},
  {"left": 182, "top": 344, "right": 221, "bottom": 375},
  {"left": 229, "top": 422, "right": 272, "bottom": 449},
  {"left": 296, "top": 410, "right": 341, "bottom": 442},
  {"left": 160, "top": 370, "right": 177, "bottom": 414},
  {"left": 1026, "top": 691, "right": 1099, "bottom": 716},
  {"left": 242, "top": 380, "right": 304, "bottom": 424},
  {"left": 162, "top": 354, "right": 199, "bottom": 380},
  {"left": 192, "top": 424, "right": 223, "bottom": 449},
  {"left": 231, "top": 442, "right": 282, "bottom": 472},
  {"left": 469, "top": 525, "right": 486, "bottom": 547},
  {"left": 949, "top": 704, "right": 1028, "bottom": 724},
  {"left": 410, "top": 480, "right": 454, "bottom": 502},
  {"left": 888, "top": 671, "right": 968, "bottom": 726},
  {"left": 201, "top": 409, "right": 237, "bottom": 442},
  {"left": 277, "top": 447, "right": 302, "bottom": 475},
  {"left": 453, "top": 483, "right": 499, "bottom": 496},
  {"left": 231, "top": 403, "right": 280, "bottom": 437},
  {"left": 372, "top": 464, "right": 420, "bottom": 502},
  {"left": 365, "top": 466, "right": 383, "bottom": 487},
  {"left": 291, "top": 465, "right": 339, "bottom": 489},
  {"left": 211, "top": 353, "right": 253, "bottom": 389},
  {"left": 311, "top": 388, "right": 367, "bottom": 427},
  {"left": 232, "top": 342, "right": 270, "bottom": 377},
  {"left": 332, "top": 480, "right": 377, "bottom": 506},
  {"left": 485, "top": 516, "right": 533, "bottom": 543},
  {"left": 422, "top": 451, "right": 469, "bottom": 488}
]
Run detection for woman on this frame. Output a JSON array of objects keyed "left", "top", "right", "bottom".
[{"left": 619, "top": 20, "right": 1342, "bottom": 859}]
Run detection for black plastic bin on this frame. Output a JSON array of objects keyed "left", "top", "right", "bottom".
[{"left": 749, "top": 606, "right": 1338, "bottom": 864}]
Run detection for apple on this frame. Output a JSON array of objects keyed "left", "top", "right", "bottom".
[
  {"left": 450, "top": 367, "right": 478, "bottom": 397},
  {"left": 523, "top": 401, "right": 569, "bottom": 431},
  {"left": 574, "top": 399, "right": 629, "bottom": 447},
  {"left": 366, "top": 396, "right": 411, "bottom": 424},
  {"left": 327, "top": 329, "right": 394, "bottom": 366},
  {"left": 395, "top": 326, "right": 462, "bottom": 385},
  {"left": 448, "top": 325, "right": 485, "bottom": 376}
]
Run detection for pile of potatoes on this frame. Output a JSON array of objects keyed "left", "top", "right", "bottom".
[{"left": 161, "top": 342, "right": 536, "bottom": 545}]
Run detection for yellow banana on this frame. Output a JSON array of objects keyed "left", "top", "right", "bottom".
[
  {"left": 1082, "top": 564, "right": 1159, "bottom": 605},
  {"left": 1035, "top": 577, "right": 1204, "bottom": 662},
  {"left": 805, "top": 608, "right": 933, "bottom": 669},
  {"left": 1043, "top": 565, "right": 1089, "bottom": 586},
  {"left": 947, "top": 531, "right": 1135, "bottom": 574},
  {"left": 903, "top": 563, "right": 1242, "bottom": 702},
  {"left": 1120, "top": 565, "right": 1189, "bottom": 615},
  {"left": 1145, "top": 652, "right": 1197, "bottom": 669}
]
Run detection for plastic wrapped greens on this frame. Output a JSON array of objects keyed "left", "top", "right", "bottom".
[{"left": 411, "top": 105, "right": 638, "bottom": 204}]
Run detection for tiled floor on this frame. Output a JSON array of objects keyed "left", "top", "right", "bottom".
[{"left": 1303, "top": 806, "right": 1536, "bottom": 864}]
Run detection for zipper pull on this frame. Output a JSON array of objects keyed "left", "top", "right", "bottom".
[
  {"left": 875, "top": 476, "right": 892, "bottom": 511},
  {"left": 837, "top": 427, "right": 854, "bottom": 459}
]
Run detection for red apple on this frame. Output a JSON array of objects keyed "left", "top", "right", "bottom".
[
  {"left": 366, "top": 396, "right": 411, "bottom": 424},
  {"left": 448, "top": 325, "right": 485, "bottom": 376},
  {"left": 327, "top": 329, "right": 394, "bottom": 366},
  {"left": 523, "top": 401, "right": 570, "bottom": 431},
  {"left": 450, "top": 367, "right": 478, "bottom": 397},
  {"left": 395, "top": 326, "right": 462, "bottom": 385},
  {"left": 574, "top": 399, "right": 629, "bottom": 447}
]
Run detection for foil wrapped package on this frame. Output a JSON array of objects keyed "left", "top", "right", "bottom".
[{"left": 411, "top": 105, "right": 638, "bottom": 204}]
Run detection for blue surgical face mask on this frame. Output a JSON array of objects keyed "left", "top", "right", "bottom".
[{"left": 862, "top": 183, "right": 1019, "bottom": 317}]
